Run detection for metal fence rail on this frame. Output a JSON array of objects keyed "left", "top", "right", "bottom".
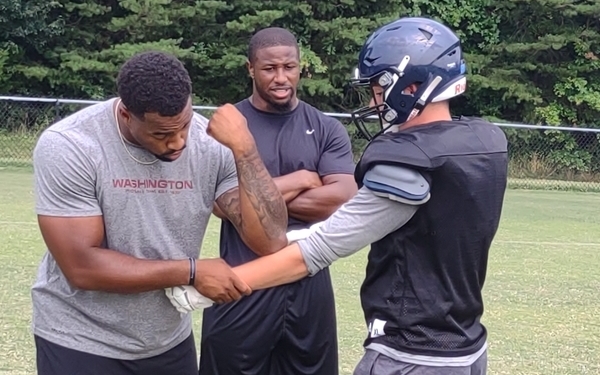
[{"left": 2, "top": 96, "right": 600, "bottom": 192}]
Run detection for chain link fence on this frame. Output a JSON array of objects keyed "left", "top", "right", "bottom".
[{"left": 2, "top": 96, "right": 600, "bottom": 192}]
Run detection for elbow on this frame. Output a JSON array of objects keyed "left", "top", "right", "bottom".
[
  {"left": 271, "top": 233, "right": 289, "bottom": 253},
  {"left": 61, "top": 261, "right": 103, "bottom": 291},
  {"left": 254, "top": 248, "right": 279, "bottom": 257},
  {"left": 342, "top": 186, "right": 358, "bottom": 203},
  {"left": 264, "top": 235, "right": 289, "bottom": 256},
  {"left": 322, "top": 187, "right": 358, "bottom": 217},
  {"left": 339, "top": 183, "right": 359, "bottom": 204},
  {"left": 315, "top": 200, "right": 348, "bottom": 220},
  {"left": 65, "top": 268, "right": 96, "bottom": 290},
  {"left": 249, "top": 233, "right": 289, "bottom": 257}
]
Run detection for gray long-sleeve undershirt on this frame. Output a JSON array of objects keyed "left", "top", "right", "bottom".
[{"left": 296, "top": 186, "right": 420, "bottom": 276}]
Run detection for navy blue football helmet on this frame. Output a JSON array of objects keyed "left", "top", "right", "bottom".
[{"left": 350, "top": 17, "right": 467, "bottom": 140}]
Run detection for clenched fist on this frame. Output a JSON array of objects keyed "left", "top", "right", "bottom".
[{"left": 207, "top": 104, "right": 255, "bottom": 153}]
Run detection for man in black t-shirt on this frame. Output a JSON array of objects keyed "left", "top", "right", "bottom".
[{"left": 199, "top": 27, "right": 357, "bottom": 375}]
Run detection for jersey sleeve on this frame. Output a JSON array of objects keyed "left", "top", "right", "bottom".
[
  {"left": 33, "top": 130, "right": 102, "bottom": 217},
  {"left": 297, "top": 185, "right": 419, "bottom": 276},
  {"left": 317, "top": 118, "right": 356, "bottom": 176}
]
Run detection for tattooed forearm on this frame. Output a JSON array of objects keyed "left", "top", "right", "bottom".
[
  {"left": 218, "top": 145, "right": 288, "bottom": 254},
  {"left": 236, "top": 147, "right": 288, "bottom": 238},
  {"left": 215, "top": 190, "right": 241, "bottom": 227}
]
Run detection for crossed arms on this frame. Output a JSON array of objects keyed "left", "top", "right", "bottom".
[{"left": 214, "top": 169, "right": 358, "bottom": 251}]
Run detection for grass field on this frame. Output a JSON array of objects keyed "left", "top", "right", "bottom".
[{"left": 1, "top": 169, "right": 599, "bottom": 375}]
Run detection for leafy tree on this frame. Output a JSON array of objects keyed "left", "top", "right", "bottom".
[{"left": 0, "top": 0, "right": 63, "bottom": 94}]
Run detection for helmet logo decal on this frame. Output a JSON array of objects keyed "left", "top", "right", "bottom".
[{"left": 454, "top": 82, "right": 466, "bottom": 95}]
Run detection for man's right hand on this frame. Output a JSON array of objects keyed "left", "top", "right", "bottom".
[
  {"left": 206, "top": 104, "right": 255, "bottom": 155},
  {"left": 193, "top": 259, "right": 252, "bottom": 304},
  {"left": 297, "top": 170, "right": 323, "bottom": 190}
]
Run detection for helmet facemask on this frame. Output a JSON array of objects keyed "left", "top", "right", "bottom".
[
  {"left": 350, "top": 57, "right": 410, "bottom": 141},
  {"left": 351, "top": 66, "right": 456, "bottom": 141},
  {"left": 349, "top": 74, "right": 390, "bottom": 141}
]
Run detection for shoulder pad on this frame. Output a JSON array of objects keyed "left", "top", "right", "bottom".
[{"left": 363, "top": 164, "right": 430, "bottom": 205}]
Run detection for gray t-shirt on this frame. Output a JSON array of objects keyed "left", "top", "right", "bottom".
[{"left": 31, "top": 99, "right": 238, "bottom": 360}]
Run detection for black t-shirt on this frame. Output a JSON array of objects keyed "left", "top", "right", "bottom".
[{"left": 219, "top": 98, "right": 355, "bottom": 265}]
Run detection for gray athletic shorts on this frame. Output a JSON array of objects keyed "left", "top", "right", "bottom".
[{"left": 353, "top": 348, "right": 487, "bottom": 375}]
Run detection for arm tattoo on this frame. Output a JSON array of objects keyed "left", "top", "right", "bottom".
[
  {"left": 216, "top": 189, "right": 241, "bottom": 227},
  {"left": 218, "top": 148, "right": 287, "bottom": 240}
]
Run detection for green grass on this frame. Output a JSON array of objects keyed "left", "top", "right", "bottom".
[{"left": 1, "top": 170, "right": 599, "bottom": 374}]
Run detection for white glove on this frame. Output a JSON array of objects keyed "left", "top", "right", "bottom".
[
  {"left": 285, "top": 221, "right": 323, "bottom": 244},
  {"left": 165, "top": 285, "right": 214, "bottom": 314}
]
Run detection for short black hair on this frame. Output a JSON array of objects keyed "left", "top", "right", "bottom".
[
  {"left": 116, "top": 51, "right": 192, "bottom": 119},
  {"left": 248, "top": 27, "right": 299, "bottom": 62}
]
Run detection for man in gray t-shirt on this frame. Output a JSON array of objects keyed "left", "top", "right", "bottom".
[{"left": 31, "top": 51, "right": 288, "bottom": 375}]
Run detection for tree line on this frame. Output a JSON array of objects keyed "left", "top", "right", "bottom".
[{"left": 1, "top": 0, "right": 600, "bottom": 178}]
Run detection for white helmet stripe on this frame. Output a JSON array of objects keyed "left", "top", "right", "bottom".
[{"left": 431, "top": 77, "right": 467, "bottom": 102}]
